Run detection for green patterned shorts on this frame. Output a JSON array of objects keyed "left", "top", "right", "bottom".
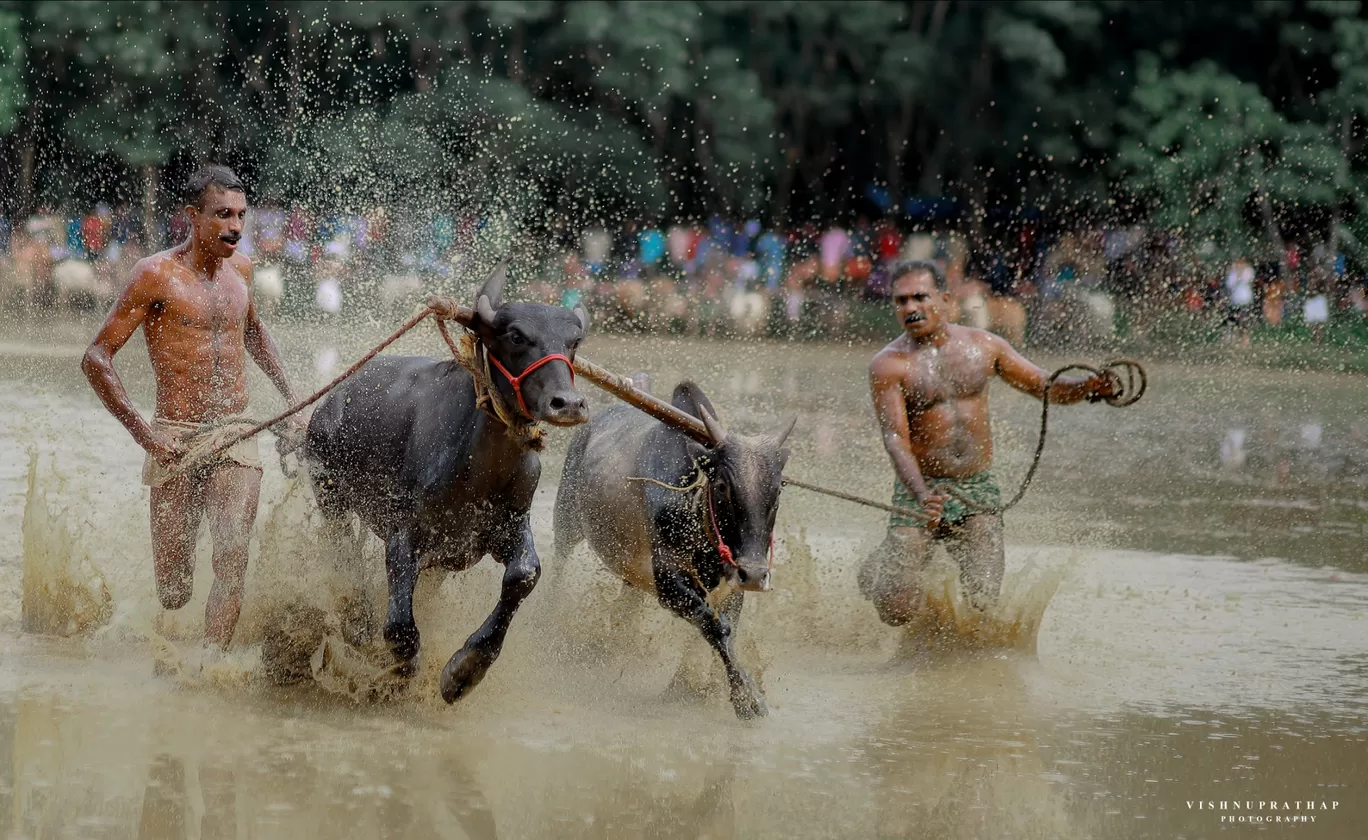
[{"left": 890, "top": 471, "right": 1002, "bottom": 529}]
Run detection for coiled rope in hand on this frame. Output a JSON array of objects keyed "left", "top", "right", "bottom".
[{"left": 783, "top": 359, "right": 1147, "bottom": 522}]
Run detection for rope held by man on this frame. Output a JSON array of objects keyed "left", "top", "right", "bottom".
[
  {"left": 170, "top": 295, "right": 711, "bottom": 474},
  {"left": 783, "top": 359, "right": 1146, "bottom": 521},
  {"left": 168, "top": 306, "right": 440, "bottom": 477},
  {"left": 169, "top": 293, "right": 1145, "bottom": 526}
]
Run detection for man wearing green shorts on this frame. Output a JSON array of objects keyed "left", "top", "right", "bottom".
[{"left": 858, "top": 261, "right": 1116, "bottom": 624}]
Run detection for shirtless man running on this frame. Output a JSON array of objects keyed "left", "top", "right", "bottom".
[
  {"left": 858, "top": 260, "right": 1116, "bottom": 625},
  {"left": 82, "top": 166, "right": 301, "bottom": 649}
]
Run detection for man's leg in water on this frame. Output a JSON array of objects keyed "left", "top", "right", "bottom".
[
  {"left": 859, "top": 525, "right": 934, "bottom": 626},
  {"left": 944, "top": 513, "right": 1005, "bottom": 609},
  {"left": 202, "top": 464, "right": 263, "bottom": 649},
  {"left": 149, "top": 476, "right": 208, "bottom": 610}
]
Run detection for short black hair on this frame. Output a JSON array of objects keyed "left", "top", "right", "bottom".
[
  {"left": 888, "top": 259, "right": 947, "bottom": 292},
  {"left": 184, "top": 165, "right": 245, "bottom": 208}
]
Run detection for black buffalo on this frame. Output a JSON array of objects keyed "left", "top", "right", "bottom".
[
  {"left": 554, "top": 381, "right": 793, "bottom": 719},
  {"left": 304, "top": 262, "right": 589, "bottom": 702}
]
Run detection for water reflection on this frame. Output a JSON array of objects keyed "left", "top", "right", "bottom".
[
  {"left": 860, "top": 657, "right": 1074, "bottom": 839},
  {"left": 138, "top": 755, "right": 188, "bottom": 840},
  {"left": 0, "top": 688, "right": 501, "bottom": 840}
]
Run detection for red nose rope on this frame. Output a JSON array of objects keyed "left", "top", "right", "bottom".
[
  {"left": 703, "top": 481, "right": 775, "bottom": 574},
  {"left": 484, "top": 351, "right": 575, "bottom": 419}
]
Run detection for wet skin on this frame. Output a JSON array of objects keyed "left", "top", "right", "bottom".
[
  {"left": 863, "top": 270, "right": 1115, "bottom": 624},
  {"left": 81, "top": 186, "right": 300, "bottom": 649}
]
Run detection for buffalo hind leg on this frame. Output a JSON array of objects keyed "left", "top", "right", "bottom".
[
  {"left": 655, "top": 563, "right": 767, "bottom": 720},
  {"left": 382, "top": 530, "right": 421, "bottom": 676},
  {"left": 440, "top": 526, "right": 540, "bottom": 704}
]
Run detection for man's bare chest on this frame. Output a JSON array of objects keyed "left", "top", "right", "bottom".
[
  {"left": 901, "top": 347, "right": 992, "bottom": 410},
  {"left": 152, "top": 278, "right": 250, "bottom": 335}
]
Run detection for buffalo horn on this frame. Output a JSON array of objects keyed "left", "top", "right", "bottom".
[
  {"left": 574, "top": 303, "right": 590, "bottom": 333},
  {"left": 700, "top": 405, "right": 728, "bottom": 445},
  {"left": 774, "top": 415, "right": 797, "bottom": 448},
  {"left": 476, "top": 259, "right": 509, "bottom": 308}
]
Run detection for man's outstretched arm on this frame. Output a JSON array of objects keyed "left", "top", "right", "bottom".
[
  {"left": 241, "top": 261, "right": 299, "bottom": 408},
  {"left": 991, "top": 335, "right": 1113, "bottom": 404}
]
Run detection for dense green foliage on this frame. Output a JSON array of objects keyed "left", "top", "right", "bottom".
[{"left": 4, "top": 0, "right": 1368, "bottom": 251}]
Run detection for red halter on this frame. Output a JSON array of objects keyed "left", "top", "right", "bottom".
[
  {"left": 484, "top": 350, "right": 575, "bottom": 419},
  {"left": 703, "top": 480, "right": 775, "bottom": 574}
]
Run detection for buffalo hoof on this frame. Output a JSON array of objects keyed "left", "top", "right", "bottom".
[
  {"left": 729, "top": 675, "right": 768, "bottom": 720},
  {"left": 439, "top": 646, "right": 496, "bottom": 704},
  {"left": 383, "top": 621, "right": 420, "bottom": 664}
]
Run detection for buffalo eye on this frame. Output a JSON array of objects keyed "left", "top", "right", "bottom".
[{"left": 506, "top": 329, "right": 528, "bottom": 346}]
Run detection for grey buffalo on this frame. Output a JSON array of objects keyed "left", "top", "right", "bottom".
[{"left": 554, "top": 381, "right": 793, "bottom": 719}]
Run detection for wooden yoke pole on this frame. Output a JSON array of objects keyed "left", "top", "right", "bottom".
[{"left": 426, "top": 296, "right": 714, "bottom": 445}]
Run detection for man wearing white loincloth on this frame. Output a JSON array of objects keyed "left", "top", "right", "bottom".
[{"left": 82, "top": 166, "right": 303, "bottom": 650}]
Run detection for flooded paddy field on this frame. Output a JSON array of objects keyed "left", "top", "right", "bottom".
[{"left": 0, "top": 314, "right": 1364, "bottom": 839}]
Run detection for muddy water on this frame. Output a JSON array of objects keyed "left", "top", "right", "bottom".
[{"left": 0, "top": 314, "right": 1365, "bottom": 839}]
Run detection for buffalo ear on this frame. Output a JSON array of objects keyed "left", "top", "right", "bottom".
[
  {"left": 475, "top": 258, "right": 510, "bottom": 310},
  {"left": 573, "top": 303, "right": 591, "bottom": 335}
]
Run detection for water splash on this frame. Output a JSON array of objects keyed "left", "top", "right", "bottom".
[
  {"left": 896, "top": 554, "right": 1071, "bottom": 659},
  {"left": 20, "top": 451, "right": 113, "bottom": 637}
]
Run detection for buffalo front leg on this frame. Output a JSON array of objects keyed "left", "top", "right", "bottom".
[
  {"left": 382, "top": 530, "right": 421, "bottom": 676},
  {"left": 655, "top": 562, "right": 767, "bottom": 720},
  {"left": 440, "top": 526, "right": 540, "bottom": 704}
]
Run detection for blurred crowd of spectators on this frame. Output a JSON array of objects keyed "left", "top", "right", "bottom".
[{"left": 3, "top": 202, "right": 1367, "bottom": 345}]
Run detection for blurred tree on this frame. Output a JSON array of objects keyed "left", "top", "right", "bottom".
[
  {"left": 20, "top": 1, "right": 235, "bottom": 242},
  {"left": 1, "top": 0, "right": 1368, "bottom": 250},
  {"left": 1114, "top": 55, "right": 1334, "bottom": 268},
  {"left": 0, "top": 7, "right": 23, "bottom": 133}
]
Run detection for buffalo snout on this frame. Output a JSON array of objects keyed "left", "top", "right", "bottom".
[
  {"left": 542, "top": 390, "right": 589, "bottom": 426},
  {"left": 731, "top": 561, "right": 771, "bottom": 593}
]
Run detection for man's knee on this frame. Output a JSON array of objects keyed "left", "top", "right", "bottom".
[
  {"left": 211, "top": 543, "right": 250, "bottom": 588},
  {"left": 152, "top": 525, "right": 197, "bottom": 611},
  {"left": 156, "top": 568, "right": 193, "bottom": 610},
  {"left": 859, "top": 528, "right": 927, "bottom": 623},
  {"left": 950, "top": 515, "right": 1004, "bottom": 605},
  {"left": 871, "top": 591, "right": 917, "bottom": 627}
]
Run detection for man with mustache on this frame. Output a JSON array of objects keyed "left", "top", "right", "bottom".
[
  {"left": 83, "top": 165, "right": 302, "bottom": 651},
  {"left": 859, "top": 260, "right": 1116, "bottom": 625}
]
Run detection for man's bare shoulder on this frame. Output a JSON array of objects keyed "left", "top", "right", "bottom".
[
  {"left": 946, "top": 323, "right": 1012, "bottom": 358},
  {"left": 870, "top": 336, "right": 912, "bottom": 377},
  {"left": 944, "top": 322, "right": 1002, "bottom": 346},
  {"left": 123, "top": 249, "right": 184, "bottom": 296},
  {"left": 227, "top": 251, "right": 254, "bottom": 282}
]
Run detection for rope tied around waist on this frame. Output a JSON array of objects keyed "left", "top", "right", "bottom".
[{"left": 160, "top": 416, "right": 262, "bottom": 479}]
